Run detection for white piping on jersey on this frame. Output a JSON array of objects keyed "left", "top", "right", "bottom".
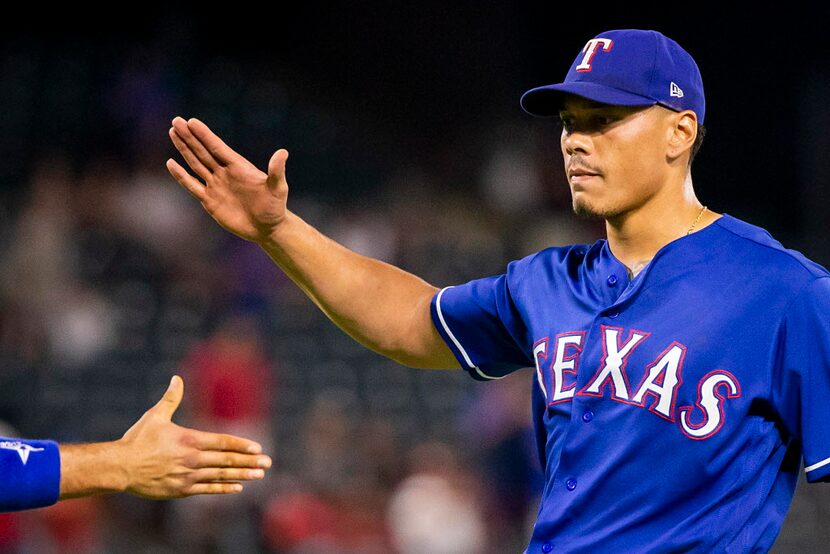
[
  {"left": 435, "top": 287, "right": 504, "bottom": 380},
  {"left": 805, "top": 455, "right": 830, "bottom": 474}
]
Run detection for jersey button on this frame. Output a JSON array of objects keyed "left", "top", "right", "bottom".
[
  {"left": 582, "top": 410, "right": 594, "bottom": 422},
  {"left": 608, "top": 311, "right": 619, "bottom": 319},
  {"left": 566, "top": 478, "right": 577, "bottom": 491},
  {"left": 542, "top": 543, "right": 553, "bottom": 553},
  {"left": 607, "top": 274, "right": 618, "bottom": 286}
]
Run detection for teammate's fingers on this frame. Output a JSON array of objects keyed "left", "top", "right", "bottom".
[
  {"left": 182, "top": 428, "right": 264, "bottom": 454},
  {"left": 166, "top": 159, "right": 208, "bottom": 202},
  {"left": 189, "top": 467, "right": 265, "bottom": 483},
  {"left": 149, "top": 375, "right": 183, "bottom": 420},
  {"left": 184, "top": 450, "right": 271, "bottom": 469},
  {"left": 186, "top": 118, "right": 237, "bottom": 166},
  {"left": 185, "top": 482, "right": 244, "bottom": 495},
  {"left": 171, "top": 116, "right": 221, "bottom": 171},
  {"left": 169, "top": 127, "right": 212, "bottom": 180}
]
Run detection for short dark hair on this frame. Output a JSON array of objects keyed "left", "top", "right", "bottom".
[{"left": 689, "top": 124, "right": 706, "bottom": 166}]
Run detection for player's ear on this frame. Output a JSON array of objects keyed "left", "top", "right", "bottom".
[{"left": 666, "top": 110, "right": 697, "bottom": 163}]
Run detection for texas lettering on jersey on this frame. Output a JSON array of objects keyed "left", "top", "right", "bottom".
[{"left": 533, "top": 325, "right": 742, "bottom": 440}]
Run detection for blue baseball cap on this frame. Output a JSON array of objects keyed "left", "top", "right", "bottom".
[{"left": 520, "top": 29, "right": 705, "bottom": 124}]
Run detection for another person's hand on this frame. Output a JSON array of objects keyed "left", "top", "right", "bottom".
[
  {"left": 117, "top": 375, "right": 272, "bottom": 498},
  {"left": 167, "top": 117, "right": 289, "bottom": 244},
  {"left": 59, "top": 376, "right": 272, "bottom": 500}
]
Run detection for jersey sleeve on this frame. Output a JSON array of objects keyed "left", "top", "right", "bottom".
[
  {"left": 0, "top": 438, "right": 61, "bottom": 512},
  {"left": 430, "top": 262, "right": 532, "bottom": 380},
  {"left": 777, "top": 277, "right": 830, "bottom": 483}
]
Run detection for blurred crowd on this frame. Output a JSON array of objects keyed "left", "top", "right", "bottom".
[{"left": 1, "top": 32, "right": 828, "bottom": 553}]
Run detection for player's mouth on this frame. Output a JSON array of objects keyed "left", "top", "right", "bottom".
[{"left": 568, "top": 166, "right": 602, "bottom": 186}]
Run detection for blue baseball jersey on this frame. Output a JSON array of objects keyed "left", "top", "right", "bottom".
[
  {"left": 430, "top": 214, "right": 830, "bottom": 553},
  {"left": 0, "top": 437, "right": 60, "bottom": 511}
]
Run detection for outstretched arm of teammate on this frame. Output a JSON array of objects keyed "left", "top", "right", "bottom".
[
  {"left": 0, "top": 376, "right": 272, "bottom": 512},
  {"left": 166, "top": 117, "right": 458, "bottom": 369}
]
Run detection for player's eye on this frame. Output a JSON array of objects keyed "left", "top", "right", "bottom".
[
  {"left": 558, "top": 114, "right": 574, "bottom": 133},
  {"left": 594, "top": 115, "right": 618, "bottom": 127},
  {"left": 558, "top": 112, "right": 620, "bottom": 134}
]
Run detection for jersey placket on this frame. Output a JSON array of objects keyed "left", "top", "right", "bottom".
[{"left": 544, "top": 250, "right": 638, "bottom": 504}]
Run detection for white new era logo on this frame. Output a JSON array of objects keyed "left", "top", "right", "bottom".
[{"left": 670, "top": 82, "right": 684, "bottom": 98}]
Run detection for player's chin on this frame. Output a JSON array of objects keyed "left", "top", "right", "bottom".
[
  {"left": 572, "top": 191, "right": 624, "bottom": 220},
  {"left": 572, "top": 196, "right": 611, "bottom": 221}
]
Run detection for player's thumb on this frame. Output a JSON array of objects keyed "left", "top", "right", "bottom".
[
  {"left": 152, "top": 375, "right": 184, "bottom": 420},
  {"left": 266, "top": 149, "right": 289, "bottom": 192}
]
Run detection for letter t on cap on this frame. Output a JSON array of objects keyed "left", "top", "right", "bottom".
[{"left": 576, "top": 38, "right": 613, "bottom": 72}]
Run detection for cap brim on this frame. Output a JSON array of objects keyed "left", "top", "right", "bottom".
[{"left": 520, "top": 81, "right": 657, "bottom": 117}]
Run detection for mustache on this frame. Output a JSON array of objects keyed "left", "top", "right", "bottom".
[{"left": 567, "top": 156, "right": 602, "bottom": 176}]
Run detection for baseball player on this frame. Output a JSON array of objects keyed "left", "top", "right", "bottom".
[
  {"left": 166, "top": 29, "right": 830, "bottom": 552},
  {"left": 1, "top": 376, "right": 271, "bottom": 512}
]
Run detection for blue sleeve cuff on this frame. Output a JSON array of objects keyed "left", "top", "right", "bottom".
[
  {"left": 805, "top": 454, "right": 830, "bottom": 483},
  {"left": 430, "top": 287, "right": 514, "bottom": 381},
  {"left": 0, "top": 438, "right": 61, "bottom": 511},
  {"left": 430, "top": 287, "right": 475, "bottom": 371}
]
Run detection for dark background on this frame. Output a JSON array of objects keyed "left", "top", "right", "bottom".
[{"left": 0, "top": 6, "right": 828, "bottom": 251}]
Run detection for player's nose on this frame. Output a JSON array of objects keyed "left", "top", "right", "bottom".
[{"left": 562, "top": 130, "right": 592, "bottom": 156}]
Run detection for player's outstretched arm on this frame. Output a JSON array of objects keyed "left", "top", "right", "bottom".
[
  {"left": 59, "top": 376, "right": 272, "bottom": 500},
  {"left": 166, "top": 117, "right": 458, "bottom": 369}
]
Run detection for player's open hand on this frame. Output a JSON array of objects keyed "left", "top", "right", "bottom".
[
  {"left": 167, "top": 117, "right": 289, "bottom": 244},
  {"left": 117, "top": 375, "right": 272, "bottom": 498}
]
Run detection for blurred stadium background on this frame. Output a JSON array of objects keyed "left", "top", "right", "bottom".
[{"left": 0, "top": 5, "right": 828, "bottom": 553}]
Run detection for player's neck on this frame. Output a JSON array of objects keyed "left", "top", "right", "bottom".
[{"left": 605, "top": 175, "right": 717, "bottom": 276}]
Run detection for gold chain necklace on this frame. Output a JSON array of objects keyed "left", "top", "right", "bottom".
[
  {"left": 686, "top": 206, "right": 707, "bottom": 235},
  {"left": 626, "top": 206, "right": 708, "bottom": 279}
]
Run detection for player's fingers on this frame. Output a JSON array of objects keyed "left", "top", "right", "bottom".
[
  {"left": 184, "top": 450, "right": 271, "bottom": 469},
  {"left": 266, "top": 148, "right": 289, "bottom": 192},
  {"left": 149, "top": 375, "right": 183, "bottom": 420},
  {"left": 171, "top": 116, "right": 221, "bottom": 171},
  {"left": 190, "top": 467, "right": 266, "bottom": 483},
  {"left": 169, "top": 127, "right": 212, "bottom": 180},
  {"left": 182, "top": 428, "right": 264, "bottom": 455},
  {"left": 186, "top": 118, "right": 238, "bottom": 167},
  {"left": 166, "top": 159, "right": 208, "bottom": 203},
  {"left": 185, "top": 482, "right": 244, "bottom": 495}
]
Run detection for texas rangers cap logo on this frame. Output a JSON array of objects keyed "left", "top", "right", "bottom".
[{"left": 575, "top": 38, "right": 613, "bottom": 72}]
